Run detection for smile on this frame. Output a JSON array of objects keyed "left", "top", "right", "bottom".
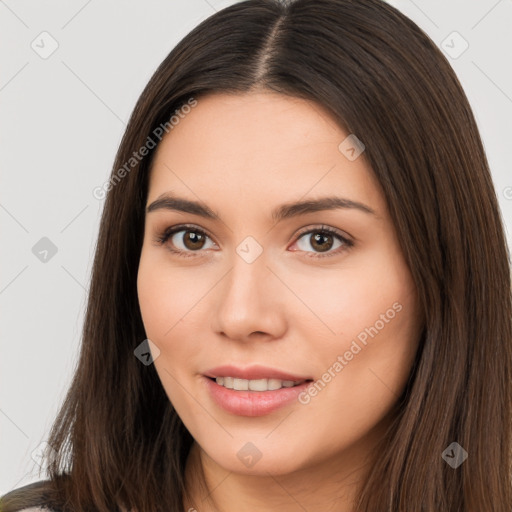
[
  {"left": 203, "top": 376, "right": 313, "bottom": 417},
  {"left": 213, "top": 376, "right": 305, "bottom": 391}
]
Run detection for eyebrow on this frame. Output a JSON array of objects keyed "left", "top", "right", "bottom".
[{"left": 146, "top": 192, "right": 377, "bottom": 222}]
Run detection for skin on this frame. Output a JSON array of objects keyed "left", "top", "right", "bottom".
[{"left": 136, "top": 90, "right": 424, "bottom": 512}]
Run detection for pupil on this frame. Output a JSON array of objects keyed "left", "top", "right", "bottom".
[
  {"left": 186, "top": 231, "right": 204, "bottom": 249},
  {"left": 312, "top": 233, "right": 332, "bottom": 252}
]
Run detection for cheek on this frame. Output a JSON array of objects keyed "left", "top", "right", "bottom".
[
  {"left": 137, "top": 247, "right": 197, "bottom": 338},
  {"left": 137, "top": 249, "right": 212, "bottom": 372},
  {"left": 137, "top": 253, "right": 198, "bottom": 407},
  {"left": 137, "top": 258, "right": 167, "bottom": 338},
  {"left": 315, "top": 307, "right": 419, "bottom": 442},
  {"left": 288, "top": 248, "right": 421, "bottom": 411},
  {"left": 281, "top": 250, "right": 416, "bottom": 350},
  {"left": 293, "top": 291, "right": 420, "bottom": 455},
  {"left": 137, "top": 251, "right": 183, "bottom": 371}
]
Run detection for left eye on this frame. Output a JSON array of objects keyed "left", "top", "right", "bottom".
[
  {"left": 155, "top": 224, "right": 353, "bottom": 258},
  {"left": 292, "top": 227, "right": 353, "bottom": 257}
]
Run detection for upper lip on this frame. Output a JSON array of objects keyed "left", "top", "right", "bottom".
[{"left": 204, "top": 364, "right": 312, "bottom": 381}]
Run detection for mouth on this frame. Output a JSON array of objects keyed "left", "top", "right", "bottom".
[
  {"left": 206, "top": 376, "right": 310, "bottom": 391},
  {"left": 202, "top": 364, "right": 315, "bottom": 416},
  {"left": 202, "top": 374, "right": 314, "bottom": 417},
  {"left": 204, "top": 364, "right": 313, "bottom": 383}
]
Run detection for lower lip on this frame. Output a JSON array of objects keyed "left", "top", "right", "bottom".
[{"left": 203, "top": 376, "right": 311, "bottom": 417}]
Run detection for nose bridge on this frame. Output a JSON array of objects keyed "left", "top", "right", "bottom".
[
  {"left": 224, "top": 238, "right": 271, "bottom": 309},
  {"left": 213, "top": 238, "right": 285, "bottom": 339}
]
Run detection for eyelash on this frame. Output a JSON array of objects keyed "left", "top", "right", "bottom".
[{"left": 154, "top": 223, "right": 354, "bottom": 259}]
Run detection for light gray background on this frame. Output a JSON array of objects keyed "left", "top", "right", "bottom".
[{"left": 1, "top": 0, "right": 511, "bottom": 493}]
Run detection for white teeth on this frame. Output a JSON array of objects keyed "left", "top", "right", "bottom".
[
  {"left": 247, "top": 378, "right": 267, "bottom": 391},
  {"left": 233, "top": 378, "right": 249, "bottom": 390},
  {"left": 214, "top": 377, "right": 303, "bottom": 391},
  {"left": 268, "top": 379, "right": 282, "bottom": 390}
]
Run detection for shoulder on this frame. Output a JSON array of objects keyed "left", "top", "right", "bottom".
[{"left": 0, "top": 480, "right": 61, "bottom": 512}]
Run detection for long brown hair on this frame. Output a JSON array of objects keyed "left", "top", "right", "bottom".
[{"left": 2, "top": 0, "right": 511, "bottom": 510}]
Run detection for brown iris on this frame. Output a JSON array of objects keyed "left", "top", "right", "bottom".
[
  {"left": 182, "top": 230, "right": 207, "bottom": 250},
  {"left": 308, "top": 232, "right": 334, "bottom": 252}
]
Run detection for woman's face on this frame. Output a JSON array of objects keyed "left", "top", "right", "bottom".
[{"left": 137, "top": 90, "right": 423, "bottom": 477}]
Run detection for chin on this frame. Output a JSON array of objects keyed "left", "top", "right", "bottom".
[{"left": 198, "top": 437, "right": 311, "bottom": 476}]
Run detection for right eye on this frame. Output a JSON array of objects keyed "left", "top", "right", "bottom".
[{"left": 155, "top": 224, "right": 217, "bottom": 257}]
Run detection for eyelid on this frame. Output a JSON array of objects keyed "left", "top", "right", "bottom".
[
  {"left": 154, "top": 223, "right": 217, "bottom": 249},
  {"left": 291, "top": 224, "right": 354, "bottom": 258},
  {"left": 294, "top": 224, "right": 352, "bottom": 241},
  {"left": 154, "top": 223, "right": 354, "bottom": 258}
]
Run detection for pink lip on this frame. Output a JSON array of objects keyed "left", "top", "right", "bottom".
[
  {"left": 204, "top": 364, "right": 312, "bottom": 381},
  {"left": 202, "top": 376, "right": 312, "bottom": 417}
]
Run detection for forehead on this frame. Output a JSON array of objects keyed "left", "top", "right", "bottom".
[
  {"left": 156, "top": 90, "right": 344, "bottom": 157},
  {"left": 147, "top": 91, "right": 385, "bottom": 217}
]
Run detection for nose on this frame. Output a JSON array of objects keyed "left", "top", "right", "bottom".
[{"left": 211, "top": 246, "right": 287, "bottom": 343}]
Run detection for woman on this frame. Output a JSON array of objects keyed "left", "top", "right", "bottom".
[{"left": 2, "top": 0, "right": 511, "bottom": 510}]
